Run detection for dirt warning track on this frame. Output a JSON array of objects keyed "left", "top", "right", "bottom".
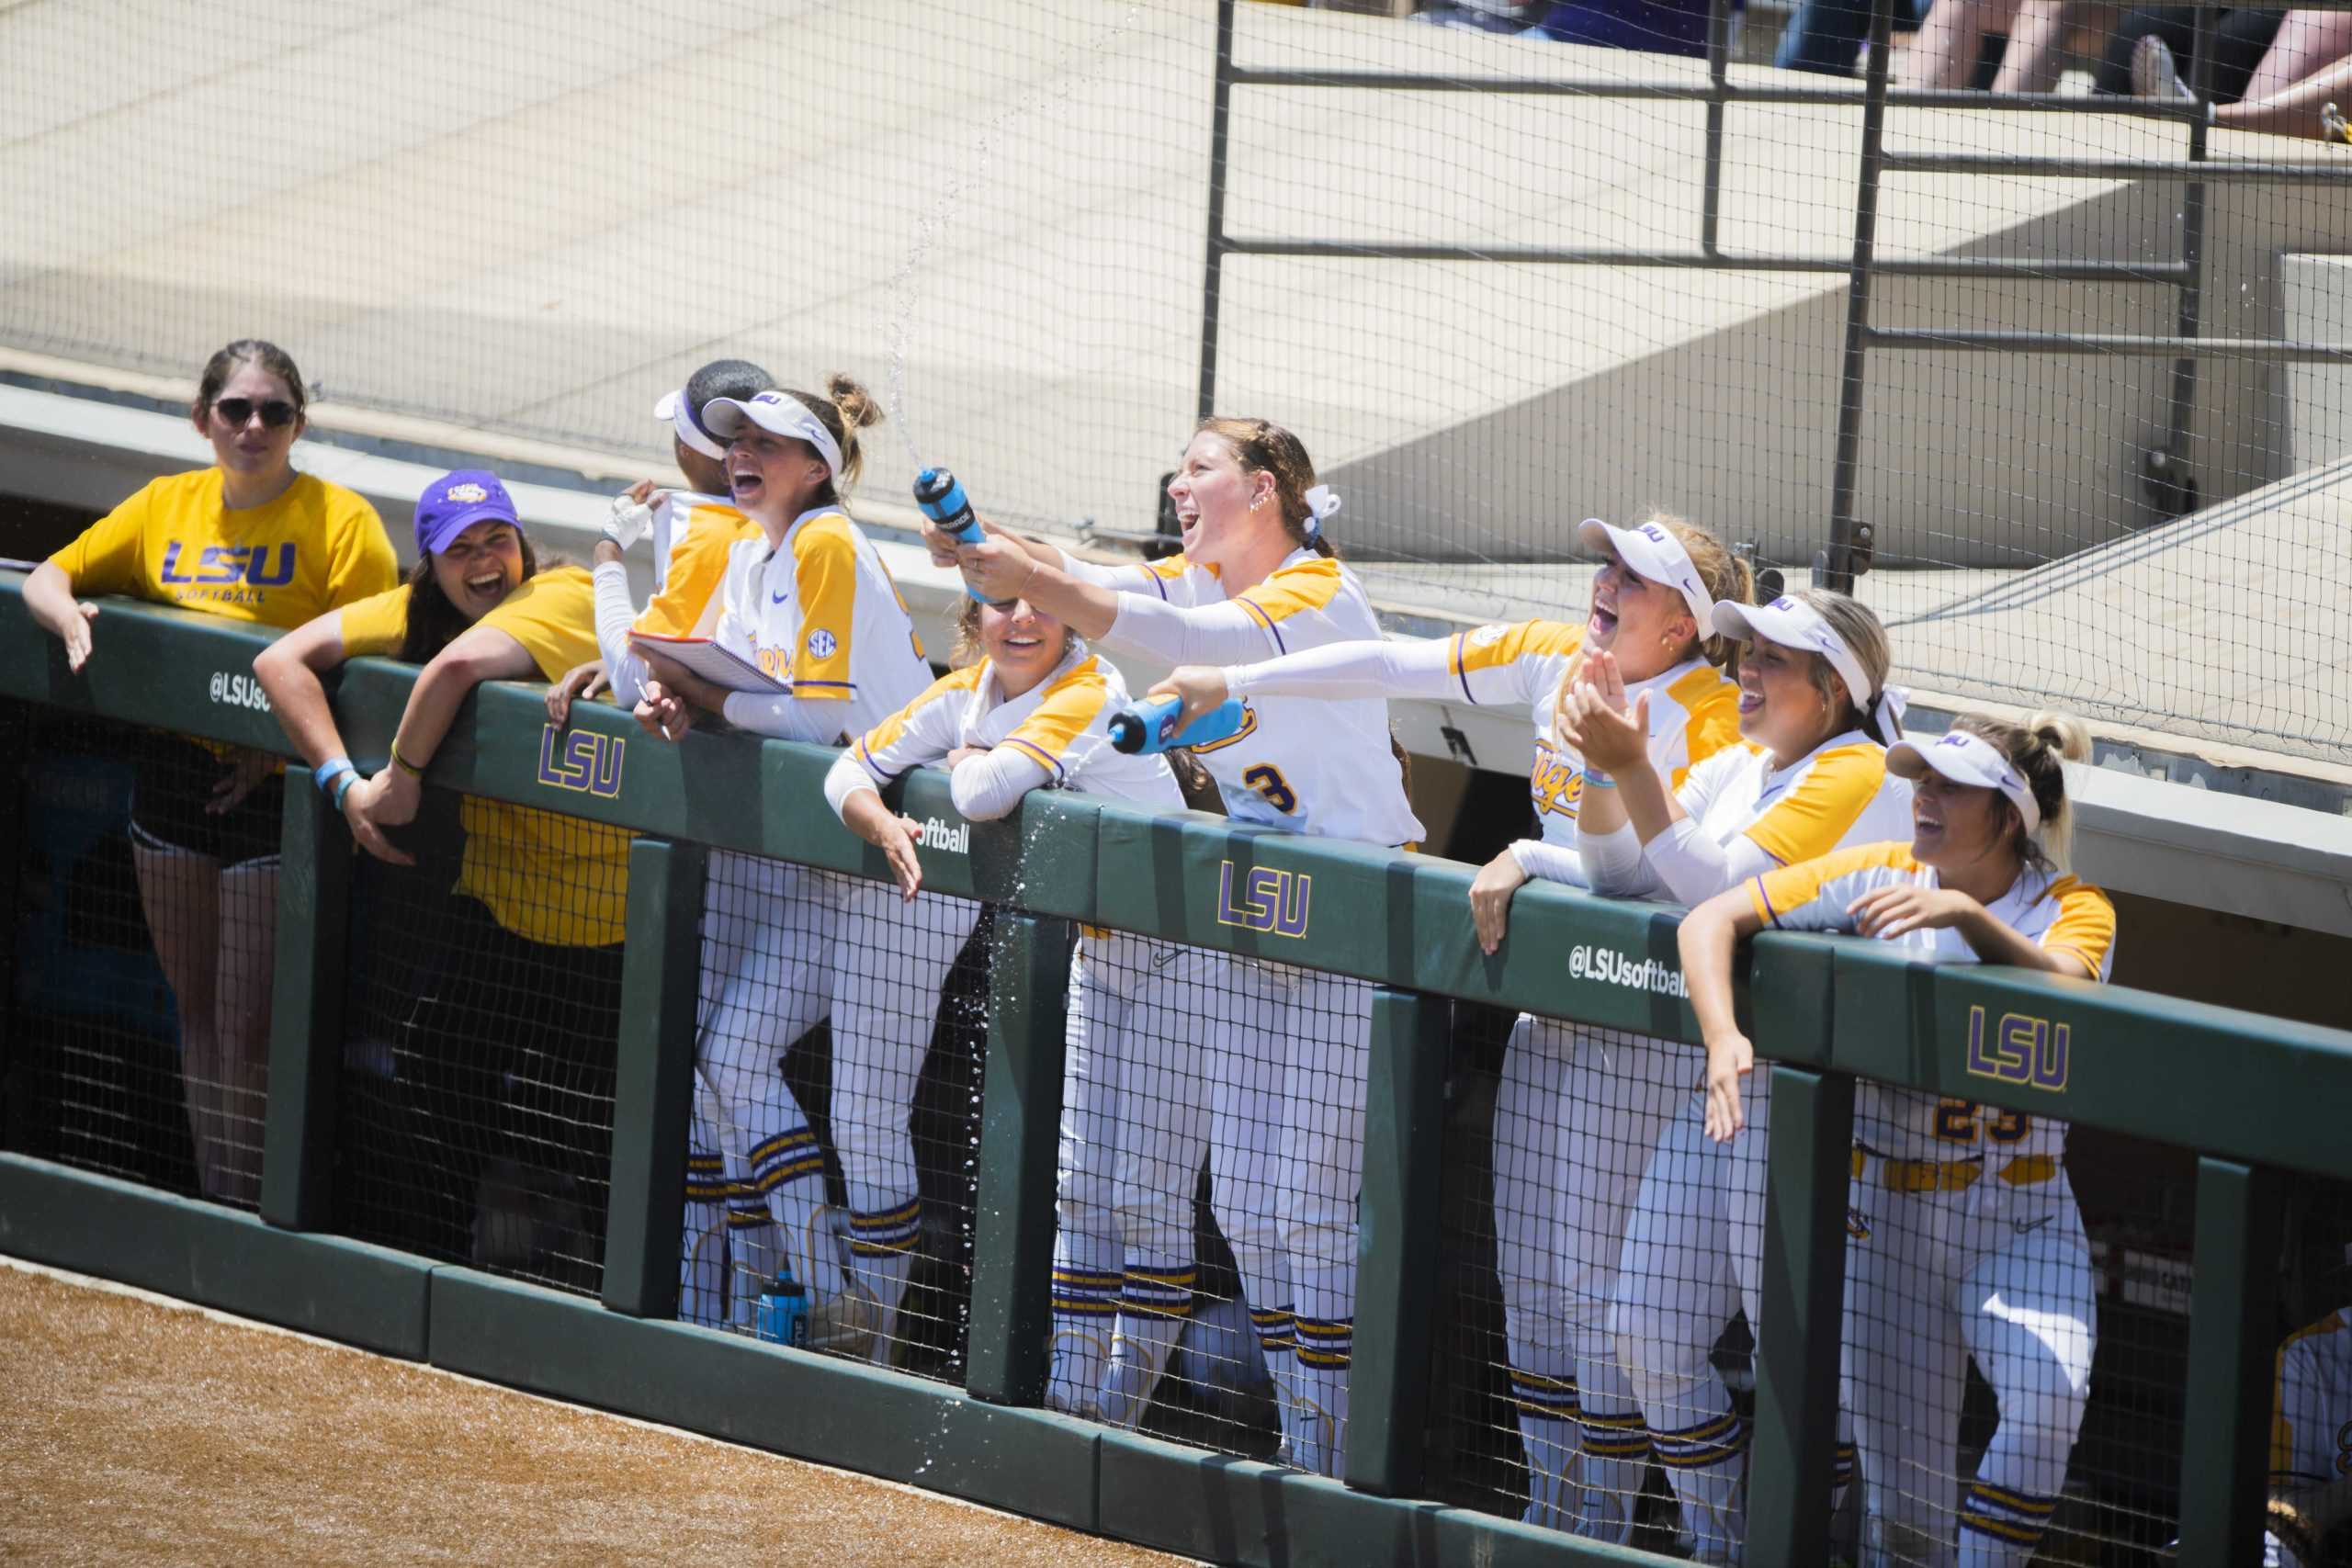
[{"left": 0, "top": 1258, "right": 1201, "bottom": 1566}]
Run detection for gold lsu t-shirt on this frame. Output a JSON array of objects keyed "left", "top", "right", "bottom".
[
  {"left": 49, "top": 468, "right": 397, "bottom": 629},
  {"left": 338, "top": 565, "right": 633, "bottom": 952}
]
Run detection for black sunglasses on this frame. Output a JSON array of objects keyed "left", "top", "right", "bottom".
[{"left": 213, "top": 397, "right": 299, "bottom": 430}]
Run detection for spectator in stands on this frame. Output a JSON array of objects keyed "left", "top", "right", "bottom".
[
  {"left": 1771, "top": 0, "right": 1927, "bottom": 77},
  {"left": 1676, "top": 713, "right": 2110, "bottom": 1567},
  {"left": 1577, "top": 590, "right": 1912, "bottom": 1562},
  {"left": 949, "top": 418, "right": 1422, "bottom": 1478},
  {"left": 2132, "top": 10, "right": 2352, "bottom": 139},
  {"left": 1895, "top": 0, "right": 2077, "bottom": 91},
  {"left": 1152, "top": 513, "right": 1750, "bottom": 1541},
  {"left": 256, "top": 469, "right": 628, "bottom": 1275},
  {"left": 25, "top": 339, "right": 397, "bottom": 1206},
  {"left": 2093, "top": 6, "right": 2283, "bottom": 102},
  {"left": 624, "top": 375, "right": 933, "bottom": 1349},
  {"left": 1524, "top": 0, "right": 1727, "bottom": 58}
]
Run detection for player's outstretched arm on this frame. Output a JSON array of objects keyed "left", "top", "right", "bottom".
[{"left": 1679, "top": 887, "right": 1768, "bottom": 1142}]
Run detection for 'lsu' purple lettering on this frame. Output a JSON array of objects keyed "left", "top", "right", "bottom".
[
  {"left": 1215, "top": 860, "right": 1311, "bottom": 938},
  {"left": 1963, "top": 1004, "right": 2069, "bottom": 1092},
  {"left": 537, "top": 724, "right": 625, "bottom": 799},
  {"left": 158, "top": 542, "right": 297, "bottom": 587}
]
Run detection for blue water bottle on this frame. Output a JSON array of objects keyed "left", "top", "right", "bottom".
[
  {"left": 754, "top": 1269, "right": 809, "bottom": 1348},
  {"left": 914, "top": 467, "right": 1010, "bottom": 607},
  {"left": 1109, "top": 693, "right": 1249, "bottom": 755}
]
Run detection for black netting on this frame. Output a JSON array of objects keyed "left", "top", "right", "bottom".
[
  {"left": 335, "top": 788, "right": 622, "bottom": 1297},
  {"left": 4, "top": 705, "right": 277, "bottom": 1210}
]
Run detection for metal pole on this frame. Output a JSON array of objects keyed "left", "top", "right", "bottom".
[
  {"left": 1702, "top": 0, "right": 1731, "bottom": 256},
  {"left": 1825, "top": 0, "right": 1895, "bottom": 593},
  {"left": 1194, "top": 0, "right": 1238, "bottom": 423},
  {"left": 2154, "top": 5, "right": 2217, "bottom": 520}
]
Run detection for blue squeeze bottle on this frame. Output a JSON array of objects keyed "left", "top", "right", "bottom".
[
  {"left": 913, "top": 467, "right": 1009, "bottom": 607},
  {"left": 754, "top": 1269, "right": 809, "bottom": 1348},
  {"left": 1109, "top": 694, "right": 1248, "bottom": 756}
]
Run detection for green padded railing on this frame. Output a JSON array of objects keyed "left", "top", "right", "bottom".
[{"left": 3, "top": 576, "right": 2348, "bottom": 1567}]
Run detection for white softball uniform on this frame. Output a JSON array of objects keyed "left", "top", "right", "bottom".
[
  {"left": 1226, "top": 622, "right": 1741, "bottom": 1535},
  {"left": 583, "top": 491, "right": 837, "bottom": 1318},
  {"left": 667, "top": 504, "right": 931, "bottom": 1321},
  {"left": 2268, "top": 1306, "right": 2352, "bottom": 1568},
  {"left": 826, "top": 642, "right": 1188, "bottom": 1365},
  {"left": 1608, "top": 735, "right": 1914, "bottom": 1563},
  {"left": 1064, "top": 544, "right": 1424, "bottom": 1477},
  {"left": 1752, "top": 845, "right": 2118, "bottom": 1568}
]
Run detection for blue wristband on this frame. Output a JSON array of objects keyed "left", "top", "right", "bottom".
[
  {"left": 314, "top": 758, "right": 356, "bottom": 797},
  {"left": 1583, "top": 767, "right": 1617, "bottom": 790},
  {"left": 330, "top": 772, "right": 359, "bottom": 810}
]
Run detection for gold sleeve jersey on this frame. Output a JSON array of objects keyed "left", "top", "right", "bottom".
[
  {"left": 847, "top": 643, "right": 1183, "bottom": 812},
  {"left": 1750, "top": 843, "right": 2117, "bottom": 1161},
  {"left": 1676, "top": 730, "right": 1915, "bottom": 870},
  {"left": 2270, "top": 1307, "right": 2352, "bottom": 1495},
  {"left": 49, "top": 468, "right": 397, "bottom": 629},
  {"left": 712, "top": 506, "right": 933, "bottom": 740},
  {"left": 1134, "top": 549, "right": 1422, "bottom": 846},
  {"left": 637, "top": 491, "right": 758, "bottom": 637}
]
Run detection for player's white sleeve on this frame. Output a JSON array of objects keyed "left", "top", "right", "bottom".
[
  {"left": 1101, "top": 593, "right": 1281, "bottom": 666},
  {"left": 1577, "top": 820, "right": 1656, "bottom": 896},
  {"left": 824, "top": 749, "right": 881, "bottom": 821},
  {"left": 950, "top": 748, "right": 1055, "bottom": 820},
  {"left": 1510, "top": 836, "right": 1590, "bottom": 890},
  {"left": 594, "top": 561, "right": 654, "bottom": 706},
  {"left": 723, "top": 688, "right": 851, "bottom": 744},
  {"left": 1223, "top": 637, "right": 1459, "bottom": 704},
  {"left": 1051, "top": 546, "right": 1152, "bottom": 592},
  {"left": 1644, "top": 816, "right": 1781, "bottom": 906}
]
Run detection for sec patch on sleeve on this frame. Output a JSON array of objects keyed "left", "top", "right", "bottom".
[{"left": 808, "top": 628, "right": 838, "bottom": 660}]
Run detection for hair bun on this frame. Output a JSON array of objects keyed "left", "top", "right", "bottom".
[
  {"left": 2027, "top": 710, "right": 2091, "bottom": 764},
  {"left": 824, "top": 371, "right": 883, "bottom": 431}
]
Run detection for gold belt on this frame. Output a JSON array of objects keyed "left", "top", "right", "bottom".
[{"left": 1852, "top": 1148, "right": 2059, "bottom": 1194}]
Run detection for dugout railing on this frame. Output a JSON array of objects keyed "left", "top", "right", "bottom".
[{"left": 0, "top": 575, "right": 2346, "bottom": 1567}]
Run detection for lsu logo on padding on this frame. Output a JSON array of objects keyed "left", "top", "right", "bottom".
[
  {"left": 1216, "top": 861, "right": 1310, "bottom": 938},
  {"left": 537, "top": 724, "right": 625, "bottom": 799},
  {"left": 159, "top": 541, "right": 297, "bottom": 586},
  {"left": 1964, "top": 1004, "right": 2069, "bottom": 1093}
]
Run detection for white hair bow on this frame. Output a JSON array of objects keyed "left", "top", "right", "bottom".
[
  {"left": 1874, "top": 684, "right": 1911, "bottom": 742},
  {"left": 1302, "top": 484, "right": 1342, "bottom": 540}
]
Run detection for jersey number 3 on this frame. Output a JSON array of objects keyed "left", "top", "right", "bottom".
[{"left": 1242, "top": 763, "right": 1298, "bottom": 815}]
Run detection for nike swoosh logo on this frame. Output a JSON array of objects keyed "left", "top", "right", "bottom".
[
  {"left": 2012, "top": 1215, "right": 2052, "bottom": 1235},
  {"left": 770, "top": 592, "right": 790, "bottom": 604}
]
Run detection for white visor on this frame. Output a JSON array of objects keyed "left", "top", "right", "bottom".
[
  {"left": 653, "top": 388, "right": 727, "bottom": 462},
  {"left": 1711, "top": 594, "right": 1905, "bottom": 741},
  {"left": 1887, "top": 729, "right": 2040, "bottom": 837},
  {"left": 1576, "top": 517, "right": 1713, "bottom": 631},
  {"left": 700, "top": 390, "right": 844, "bottom": 481}
]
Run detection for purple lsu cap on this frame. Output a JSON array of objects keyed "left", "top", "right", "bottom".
[{"left": 414, "top": 469, "right": 519, "bottom": 557}]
